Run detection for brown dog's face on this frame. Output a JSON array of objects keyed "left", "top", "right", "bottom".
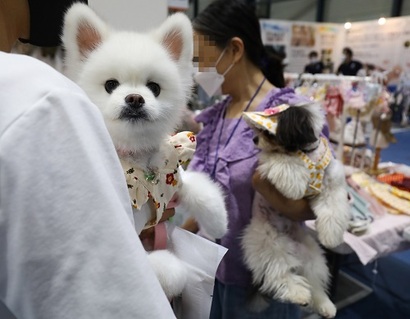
[{"left": 253, "top": 129, "right": 286, "bottom": 153}]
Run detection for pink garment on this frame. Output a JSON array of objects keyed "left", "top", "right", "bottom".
[{"left": 324, "top": 86, "right": 344, "bottom": 116}]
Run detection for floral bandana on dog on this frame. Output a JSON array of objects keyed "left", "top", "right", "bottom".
[{"left": 122, "top": 131, "right": 196, "bottom": 228}]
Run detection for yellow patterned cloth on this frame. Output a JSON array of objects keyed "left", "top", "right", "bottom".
[
  {"left": 297, "top": 137, "right": 333, "bottom": 197},
  {"left": 122, "top": 131, "right": 196, "bottom": 228},
  {"left": 390, "top": 187, "right": 410, "bottom": 201},
  {"left": 351, "top": 172, "right": 410, "bottom": 215},
  {"left": 368, "top": 183, "right": 410, "bottom": 215}
]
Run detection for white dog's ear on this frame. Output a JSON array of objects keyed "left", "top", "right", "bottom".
[
  {"left": 62, "top": 3, "right": 109, "bottom": 66},
  {"left": 153, "top": 13, "right": 193, "bottom": 65}
]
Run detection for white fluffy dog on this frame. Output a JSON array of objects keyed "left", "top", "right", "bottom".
[
  {"left": 241, "top": 103, "right": 350, "bottom": 318},
  {"left": 62, "top": 4, "right": 228, "bottom": 299}
]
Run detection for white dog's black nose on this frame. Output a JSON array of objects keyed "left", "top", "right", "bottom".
[{"left": 125, "top": 94, "right": 145, "bottom": 108}]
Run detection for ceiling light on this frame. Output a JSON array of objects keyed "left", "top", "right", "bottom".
[{"left": 378, "top": 17, "right": 386, "bottom": 25}]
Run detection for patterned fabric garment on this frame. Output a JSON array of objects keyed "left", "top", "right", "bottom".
[
  {"left": 297, "top": 137, "right": 333, "bottom": 197},
  {"left": 123, "top": 131, "right": 196, "bottom": 228},
  {"left": 351, "top": 172, "right": 410, "bottom": 215},
  {"left": 324, "top": 86, "right": 344, "bottom": 116}
]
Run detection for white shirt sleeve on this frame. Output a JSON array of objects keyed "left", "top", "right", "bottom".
[{"left": 0, "top": 66, "right": 175, "bottom": 318}]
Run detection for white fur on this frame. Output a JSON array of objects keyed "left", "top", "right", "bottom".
[
  {"left": 63, "top": 4, "right": 193, "bottom": 158},
  {"left": 241, "top": 103, "right": 349, "bottom": 318},
  {"left": 147, "top": 250, "right": 188, "bottom": 300},
  {"left": 311, "top": 159, "right": 350, "bottom": 248},
  {"left": 258, "top": 152, "right": 310, "bottom": 200},
  {"left": 178, "top": 170, "right": 228, "bottom": 239},
  {"left": 62, "top": 4, "right": 228, "bottom": 298},
  {"left": 242, "top": 199, "right": 336, "bottom": 318},
  {"left": 257, "top": 150, "right": 349, "bottom": 248}
]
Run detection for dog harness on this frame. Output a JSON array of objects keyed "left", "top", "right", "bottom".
[
  {"left": 243, "top": 104, "right": 333, "bottom": 197},
  {"left": 121, "top": 131, "right": 196, "bottom": 229},
  {"left": 297, "top": 137, "right": 332, "bottom": 197}
]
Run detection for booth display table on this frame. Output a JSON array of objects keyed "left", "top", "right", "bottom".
[{"left": 304, "top": 213, "right": 410, "bottom": 318}]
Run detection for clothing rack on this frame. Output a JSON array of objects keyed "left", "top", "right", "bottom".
[{"left": 285, "top": 72, "right": 372, "bottom": 84}]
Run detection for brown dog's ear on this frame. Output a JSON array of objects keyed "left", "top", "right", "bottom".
[{"left": 276, "top": 106, "right": 318, "bottom": 152}]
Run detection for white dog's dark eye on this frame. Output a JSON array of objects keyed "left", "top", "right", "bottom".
[
  {"left": 105, "top": 79, "right": 120, "bottom": 94},
  {"left": 146, "top": 82, "right": 161, "bottom": 97}
]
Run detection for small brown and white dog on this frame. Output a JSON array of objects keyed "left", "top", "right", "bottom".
[{"left": 241, "top": 103, "right": 350, "bottom": 318}]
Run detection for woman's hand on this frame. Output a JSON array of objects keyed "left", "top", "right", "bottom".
[{"left": 252, "top": 171, "right": 315, "bottom": 221}]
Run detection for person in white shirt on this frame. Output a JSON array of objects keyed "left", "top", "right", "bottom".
[{"left": 0, "top": 0, "right": 175, "bottom": 318}]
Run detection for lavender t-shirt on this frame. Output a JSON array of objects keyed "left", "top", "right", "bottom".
[{"left": 189, "top": 88, "right": 311, "bottom": 287}]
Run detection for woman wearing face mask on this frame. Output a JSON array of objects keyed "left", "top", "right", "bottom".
[{"left": 186, "top": 0, "right": 318, "bottom": 318}]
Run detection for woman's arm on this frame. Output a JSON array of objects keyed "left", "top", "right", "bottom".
[{"left": 252, "top": 171, "right": 316, "bottom": 221}]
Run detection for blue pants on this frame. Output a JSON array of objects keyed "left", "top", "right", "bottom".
[{"left": 209, "top": 279, "right": 301, "bottom": 319}]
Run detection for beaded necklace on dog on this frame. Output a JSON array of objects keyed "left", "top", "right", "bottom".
[{"left": 210, "top": 77, "right": 266, "bottom": 179}]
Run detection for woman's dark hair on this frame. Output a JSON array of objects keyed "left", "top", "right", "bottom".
[{"left": 193, "top": 0, "right": 285, "bottom": 88}]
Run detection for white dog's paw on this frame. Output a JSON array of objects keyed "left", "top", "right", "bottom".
[
  {"left": 178, "top": 170, "right": 228, "bottom": 238},
  {"left": 274, "top": 275, "right": 312, "bottom": 306},
  {"left": 318, "top": 231, "right": 343, "bottom": 248},
  {"left": 314, "top": 297, "right": 337, "bottom": 318},
  {"left": 316, "top": 221, "right": 344, "bottom": 248},
  {"left": 315, "top": 215, "right": 346, "bottom": 248},
  {"left": 284, "top": 285, "right": 312, "bottom": 306},
  {"left": 147, "top": 250, "right": 187, "bottom": 300}
]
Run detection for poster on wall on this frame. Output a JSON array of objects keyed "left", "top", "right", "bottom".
[
  {"left": 316, "top": 24, "right": 345, "bottom": 74},
  {"left": 344, "top": 16, "right": 410, "bottom": 73},
  {"left": 289, "top": 22, "right": 317, "bottom": 73},
  {"left": 260, "top": 19, "right": 344, "bottom": 74},
  {"left": 260, "top": 17, "right": 410, "bottom": 75},
  {"left": 259, "top": 19, "right": 291, "bottom": 67}
]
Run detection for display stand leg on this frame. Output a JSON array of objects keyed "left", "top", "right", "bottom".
[
  {"left": 360, "top": 148, "right": 367, "bottom": 170},
  {"left": 371, "top": 147, "right": 381, "bottom": 175},
  {"left": 336, "top": 111, "right": 347, "bottom": 162},
  {"left": 349, "top": 110, "right": 361, "bottom": 166}
]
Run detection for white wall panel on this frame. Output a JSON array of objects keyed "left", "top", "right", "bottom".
[{"left": 88, "top": 0, "right": 168, "bottom": 32}]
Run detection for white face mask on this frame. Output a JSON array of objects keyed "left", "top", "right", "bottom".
[{"left": 194, "top": 49, "right": 234, "bottom": 98}]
